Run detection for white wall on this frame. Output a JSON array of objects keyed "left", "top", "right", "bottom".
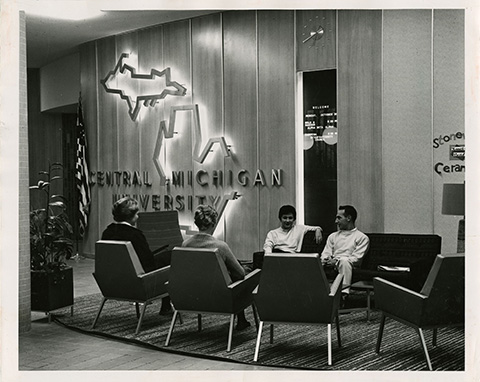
[{"left": 383, "top": 10, "right": 465, "bottom": 253}]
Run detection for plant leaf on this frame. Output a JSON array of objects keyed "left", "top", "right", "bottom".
[{"left": 50, "top": 195, "right": 68, "bottom": 201}]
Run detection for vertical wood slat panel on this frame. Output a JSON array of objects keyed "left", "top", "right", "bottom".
[
  {"left": 96, "top": 36, "right": 118, "bottom": 239},
  {"left": 296, "top": 10, "right": 336, "bottom": 72},
  {"left": 337, "top": 10, "right": 383, "bottom": 232},
  {"left": 191, "top": 14, "right": 225, "bottom": 237},
  {"left": 163, "top": 20, "right": 194, "bottom": 226},
  {"left": 383, "top": 10, "right": 433, "bottom": 234},
  {"left": 80, "top": 41, "right": 99, "bottom": 256},
  {"left": 223, "top": 10, "right": 259, "bottom": 258},
  {"left": 433, "top": 9, "right": 465, "bottom": 253},
  {"left": 258, "top": 10, "right": 295, "bottom": 244},
  {"left": 137, "top": 26, "right": 165, "bottom": 207},
  {"left": 115, "top": 33, "right": 140, "bottom": 176}
]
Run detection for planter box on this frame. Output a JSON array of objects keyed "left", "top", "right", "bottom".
[{"left": 31, "top": 266, "right": 74, "bottom": 312}]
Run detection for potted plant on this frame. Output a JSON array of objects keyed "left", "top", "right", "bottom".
[{"left": 29, "top": 162, "right": 74, "bottom": 314}]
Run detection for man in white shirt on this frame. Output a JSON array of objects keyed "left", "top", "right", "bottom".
[
  {"left": 321, "top": 205, "right": 370, "bottom": 306},
  {"left": 263, "top": 205, "right": 323, "bottom": 254}
]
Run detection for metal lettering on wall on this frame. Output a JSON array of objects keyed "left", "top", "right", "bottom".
[
  {"left": 432, "top": 132, "right": 465, "bottom": 176},
  {"left": 100, "top": 54, "right": 285, "bottom": 232}
]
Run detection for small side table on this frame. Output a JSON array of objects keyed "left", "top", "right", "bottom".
[{"left": 349, "top": 280, "right": 374, "bottom": 321}]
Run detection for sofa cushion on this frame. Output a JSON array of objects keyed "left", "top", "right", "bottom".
[
  {"left": 361, "top": 233, "right": 442, "bottom": 270},
  {"left": 353, "top": 233, "right": 442, "bottom": 291}
]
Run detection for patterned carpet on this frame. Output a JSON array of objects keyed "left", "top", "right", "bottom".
[{"left": 53, "top": 293, "right": 464, "bottom": 371}]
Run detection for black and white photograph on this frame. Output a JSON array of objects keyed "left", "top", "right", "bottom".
[{"left": 1, "top": 1, "right": 478, "bottom": 381}]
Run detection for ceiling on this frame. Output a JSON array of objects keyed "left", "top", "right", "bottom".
[{"left": 23, "top": 9, "right": 220, "bottom": 68}]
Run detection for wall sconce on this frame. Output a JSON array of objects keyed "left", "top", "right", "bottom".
[{"left": 441, "top": 183, "right": 465, "bottom": 253}]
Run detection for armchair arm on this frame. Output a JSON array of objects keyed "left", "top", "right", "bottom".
[
  {"left": 138, "top": 265, "right": 170, "bottom": 278},
  {"left": 139, "top": 265, "right": 170, "bottom": 298},
  {"left": 374, "top": 277, "right": 427, "bottom": 325},
  {"left": 229, "top": 269, "right": 261, "bottom": 297}
]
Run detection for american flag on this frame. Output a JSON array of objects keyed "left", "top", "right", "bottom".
[{"left": 75, "top": 95, "right": 91, "bottom": 237}]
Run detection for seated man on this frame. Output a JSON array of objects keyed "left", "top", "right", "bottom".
[
  {"left": 321, "top": 205, "right": 370, "bottom": 307},
  {"left": 182, "top": 204, "right": 251, "bottom": 330},
  {"left": 263, "top": 205, "right": 323, "bottom": 254},
  {"left": 101, "top": 196, "right": 172, "bottom": 314}
]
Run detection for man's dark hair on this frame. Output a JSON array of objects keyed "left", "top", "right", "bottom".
[
  {"left": 338, "top": 205, "right": 357, "bottom": 223},
  {"left": 278, "top": 205, "right": 296, "bottom": 220}
]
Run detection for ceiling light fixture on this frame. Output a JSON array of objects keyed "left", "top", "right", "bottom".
[{"left": 18, "top": 0, "right": 103, "bottom": 21}]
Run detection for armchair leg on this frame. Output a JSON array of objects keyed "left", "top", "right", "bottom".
[
  {"left": 375, "top": 313, "right": 386, "bottom": 353},
  {"left": 327, "top": 323, "right": 332, "bottom": 366},
  {"left": 135, "top": 302, "right": 140, "bottom": 319},
  {"left": 135, "top": 301, "right": 149, "bottom": 335},
  {"left": 197, "top": 314, "right": 202, "bottom": 331},
  {"left": 253, "top": 321, "right": 264, "bottom": 362},
  {"left": 165, "top": 310, "right": 179, "bottom": 346},
  {"left": 335, "top": 315, "right": 342, "bottom": 348},
  {"left": 251, "top": 304, "right": 259, "bottom": 329},
  {"left": 417, "top": 328, "right": 433, "bottom": 371},
  {"left": 227, "top": 314, "right": 235, "bottom": 352},
  {"left": 269, "top": 324, "right": 274, "bottom": 344},
  {"left": 366, "top": 290, "right": 371, "bottom": 321},
  {"left": 91, "top": 297, "right": 107, "bottom": 329},
  {"left": 432, "top": 328, "right": 438, "bottom": 347}
]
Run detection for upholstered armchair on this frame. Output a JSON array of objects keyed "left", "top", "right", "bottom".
[
  {"left": 165, "top": 247, "right": 261, "bottom": 352},
  {"left": 91, "top": 240, "right": 170, "bottom": 335},
  {"left": 374, "top": 253, "right": 465, "bottom": 370},
  {"left": 253, "top": 253, "right": 344, "bottom": 365}
]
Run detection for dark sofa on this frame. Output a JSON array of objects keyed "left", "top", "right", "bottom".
[
  {"left": 255, "top": 231, "right": 442, "bottom": 292},
  {"left": 353, "top": 233, "right": 442, "bottom": 291}
]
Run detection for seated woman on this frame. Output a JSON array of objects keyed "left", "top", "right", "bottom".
[
  {"left": 182, "top": 204, "right": 251, "bottom": 330},
  {"left": 101, "top": 196, "right": 171, "bottom": 314}
]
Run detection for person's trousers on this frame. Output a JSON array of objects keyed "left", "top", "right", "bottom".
[{"left": 336, "top": 258, "right": 356, "bottom": 293}]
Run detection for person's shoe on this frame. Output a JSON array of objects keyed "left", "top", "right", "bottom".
[
  {"left": 340, "top": 293, "right": 349, "bottom": 309},
  {"left": 235, "top": 320, "right": 251, "bottom": 331}
]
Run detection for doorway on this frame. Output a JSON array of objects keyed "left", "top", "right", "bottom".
[{"left": 302, "top": 69, "right": 337, "bottom": 235}]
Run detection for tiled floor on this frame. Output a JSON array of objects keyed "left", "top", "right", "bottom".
[{"left": 19, "top": 257, "right": 279, "bottom": 371}]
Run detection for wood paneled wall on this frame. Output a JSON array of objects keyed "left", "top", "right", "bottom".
[
  {"left": 77, "top": 9, "right": 464, "bottom": 257},
  {"left": 257, "top": 10, "right": 296, "bottom": 249},
  {"left": 337, "top": 10, "right": 383, "bottom": 232},
  {"left": 80, "top": 11, "right": 297, "bottom": 258},
  {"left": 223, "top": 11, "right": 260, "bottom": 255},
  {"left": 296, "top": 10, "right": 336, "bottom": 71}
]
